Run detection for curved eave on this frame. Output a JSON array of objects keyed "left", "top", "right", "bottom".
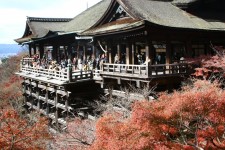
[
  {"left": 14, "top": 35, "right": 36, "bottom": 44},
  {"left": 82, "top": 20, "right": 146, "bottom": 36}
]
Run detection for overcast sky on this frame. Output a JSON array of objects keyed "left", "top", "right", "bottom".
[{"left": 0, "top": 0, "right": 101, "bottom": 44}]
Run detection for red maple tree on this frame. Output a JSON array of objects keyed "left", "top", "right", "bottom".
[
  {"left": 189, "top": 46, "right": 225, "bottom": 79},
  {"left": 0, "top": 109, "right": 52, "bottom": 149},
  {"left": 91, "top": 80, "right": 225, "bottom": 150}
]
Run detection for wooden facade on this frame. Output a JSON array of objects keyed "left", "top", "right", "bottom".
[{"left": 15, "top": 0, "right": 225, "bottom": 128}]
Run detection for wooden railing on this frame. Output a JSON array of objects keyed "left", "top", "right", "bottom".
[
  {"left": 102, "top": 63, "right": 188, "bottom": 78},
  {"left": 20, "top": 58, "right": 92, "bottom": 83},
  {"left": 19, "top": 58, "right": 188, "bottom": 83}
]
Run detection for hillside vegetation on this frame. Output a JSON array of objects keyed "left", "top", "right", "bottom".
[
  {"left": 0, "top": 47, "right": 224, "bottom": 149},
  {"left": 0, "top": 53, "right": 51, "bottom": 149}
]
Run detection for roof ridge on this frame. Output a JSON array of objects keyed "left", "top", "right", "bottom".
[{"left": 27, "top": 17, "right": 72, "bottom": 22}]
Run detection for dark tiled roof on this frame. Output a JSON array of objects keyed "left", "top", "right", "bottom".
[
  {"left": 119, "top": 0, "right": 225, "bottom": 31},
  {"left": 28, "top": 17, "right": 72, "bottom": 22},
  {"left": 15, "top": 17, "right": 72, "bottom": 44},
  {"left": 62, "top": 0, "right": 112, "bottom": 33},
  {"left": 27, "top": 17, "right": 72, "bottom": 38}
]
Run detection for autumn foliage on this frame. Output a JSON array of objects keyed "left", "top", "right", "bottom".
[
  {"left": 0, "top": 53, "right": 52, "bottom": 149},
  {"left": 0, "top": 109, "right": 51, "bottom": 149},
  {"left": 91, "top": 80, "right": 225, "bottom": 150},
  {"left": 190, "top": 46, "right": 225, "bottom": 79},
  {"left": 0, "top": 54, "right": 24, "bottom": 107}
]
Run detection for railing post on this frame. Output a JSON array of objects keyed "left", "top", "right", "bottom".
[
  {"left": 139, "top": 66, "right": 141, "bottom": 74},
  {"left": 67, "top": 66, "right": 72, "bottom": 82},
  {"left": 132, "top": 66, "right": 134, "bottom": 75},
  {"left": 147, "top": 64, "right": 151, "bottom": 77}
]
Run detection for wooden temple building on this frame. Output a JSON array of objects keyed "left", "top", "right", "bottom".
[{"left": 15, "top": 0, "right": 225, "bottom": 128}]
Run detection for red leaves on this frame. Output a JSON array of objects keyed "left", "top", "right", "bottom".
[
  {"left": 190, "top": 47, "right": 225, "bottom": 79},
  {"left": 91, "top": 80, "right": 225, "bottom": 150},
  {"left": 0, "top": 109, "right": 51, "bottom": 150}
]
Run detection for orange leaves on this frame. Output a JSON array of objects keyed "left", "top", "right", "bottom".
[
  {"left": 0, "top": 109, "right": 51, "bottom": 150},
  {"left": 91, "top": 79, "right": 225, "bottom": 150},
  {"left": 190, "top": 47, "right": 225, "bottom": 79}
]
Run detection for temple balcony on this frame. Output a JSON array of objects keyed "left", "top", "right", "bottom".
[{"left": 16, "top": 58, "right": 189, "bottom": 86}]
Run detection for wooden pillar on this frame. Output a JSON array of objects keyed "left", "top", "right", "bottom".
[
  {"left": 65, "top": 90, "right": 69, "bottom": 117},
  {"left": 29, "top": 79, "right": 33, "bottom": 109},
  {"left": 39, "top": 44, "right": 44, "bottom": 59},
  {"left": 58, "top": 46, "right": 61, "bottom": 62},
  {"left": 126, "top": 43, "right": 132, "bottom": 64},
  {"left": 166, "top": 40, "right": 172, "bottom": 64},
  {"left": 23, "top": 79, "right": 29, "bottom": 104},
  {"left": 105, "top": 44, "right": 108, "bottom": 62},
  {"left": 136, "top": 45, "right": 139, "bottom": 54},
  {"left": 132, "top": 43, "right": 135, "bottom": 64},
  {"left": 145, "top": 42, "right": 150, "bottom": 62},
  {"left": 36, "top": 81, "right": 40, "bottom": 111},
  {"left": 33, "top": 44, "right": 37, "bottom": 55},
  {"left": 117, "top": 44, "right": 121, "bottom": 62},
  {"left": 92, "top": 45, "right": 96, "bottom": 59},
  {"left": 55, "top": 87, "right": 59, "bottom": 126},
  {"left": 45, "top": 84, "right": 49, "bottom": 115},
  {"left": 52, "top": 45, "right": 57, "bottom": 61},
  {"left": 108, "top": 47, "right": 112, "bottom": 63},
  {"left": 63, "top": 46, "right": 67, "bottom": 59}
]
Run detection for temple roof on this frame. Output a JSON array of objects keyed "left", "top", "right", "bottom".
[
  {"left": 15, "top": 17, "right": 72, "bottom": 44},
  {"left": 62, "top": 0, "right": 112, "bottom": 33},
  {"left": 82, "top": 0, "right": 225, "bottom": 36},
  {"left": 15, "top": 0, "right": 225, "bottom": 44}
]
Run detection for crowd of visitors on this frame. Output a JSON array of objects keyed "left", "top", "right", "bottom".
[{"left": 22, "top": 53, "right": 108, "bottom": 72}]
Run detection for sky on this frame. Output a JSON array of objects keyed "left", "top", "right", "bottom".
[{"left": 0, "top": 0, "right": 101, "bottom": 44}]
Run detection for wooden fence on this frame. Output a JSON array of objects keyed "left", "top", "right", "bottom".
[{"left": 19, "top": 58, "right": 188, "bottom": 82}]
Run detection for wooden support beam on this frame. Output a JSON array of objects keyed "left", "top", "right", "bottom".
[
  {"left": 136, "top": 80, "right": 140, "bottom": 88},
  {"left": 33, "top": 45, "right": 37, "bottom": 55},
  {"left": 166, "top": 40, "right": 172, "bottom": 64},
  {"left": 105, "top": 44, "right": 108, "bottom": 62},
  {"left": 57, "top": 46, "right": 61, "bottom": 63},
  {"left": 132, "top": 43, "right": 135, "bottom": 64},
  {"left": 55, "top": 87, "right": 59, "bottom": 126},
  {"left": 39, "top": 44, "right": 44, "bottom": 59},
  {"left": 117, "top": 78, "right": 121, "bottom": 84},
  {"left": 53, "top": 45, "right": 58, "bottom": 61},
  {"left": 29, "top": 79, "right": 33, "bottom": 108},
  {"left": 92, "top": 45, "right": 96, "bottom": 59},
  {"left": 117, "top": 44, "right": 121, "bottom": 61},
  {"left": 65, "top": 90, "right": 69, "bottom": 117},
  {"left": 45, "top": 84, "right": 49, "bottom": 115},
  {"left": 126, "top": 43, "right": 132, "bottom": 64},
  {"left": 36, "top": 81, "right": 40, "bottom": 111}
]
